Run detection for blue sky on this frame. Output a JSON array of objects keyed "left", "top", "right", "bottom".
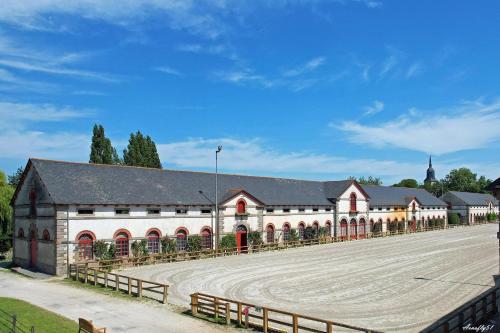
[{"left": 1, "top": 0, "right": 499, "bottom": 184}]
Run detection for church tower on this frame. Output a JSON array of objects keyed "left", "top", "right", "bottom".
[{"left": 424, "top": 155, "right": 437, "bottom": 185}]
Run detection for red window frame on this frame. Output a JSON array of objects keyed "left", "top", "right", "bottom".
[
  {"left": 115, "top": 233, "right": 129, "bottom": 257},
  {"left": 340, "top": 220, "right": 348, "bottom": 238},
  {"left": 350, "top": 192, "right": 357, "bottom": 212},
  {"left": 312, "top": 222, "right": 319, "bottom": 237},
  {"left": 147, "top": 231, "right": 160, "bottom": 254},
  {"left": 78, "top": 233, "right": 94, "bottom": 260},
  {"left": 358, "top": 219, "right": 366, "bottom": 238},
  {"left": 176, "top": 230, "right": 187, "bottom": 251},
  {"left": 236, "top": 200, "right": 246, "bottom": 214},
  {"left": 350, "top": 219, "right": 357, "bottom": 238},
  {"left": 298, "top": 223, "right": 305, "bottom": 240},
  {"left": 201, "top": 228, "right": 212, "bottom": 249},
  {"left": 266, "top": 225, "right": 274, "bottom": 243},
  {"left": 283, "top": 224, "right": 291, "bottom": 242}
]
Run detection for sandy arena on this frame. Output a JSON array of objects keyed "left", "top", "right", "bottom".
[{"left": 120, "top": 224, "right": 498, "bottom": 332}]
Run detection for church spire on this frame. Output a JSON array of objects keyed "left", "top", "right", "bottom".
[
  {"left": 429, "top": 155, "right": 432, "bottom": 168},
  {"left": 424, "top": 155, "right": 437, "bottom": 184}
]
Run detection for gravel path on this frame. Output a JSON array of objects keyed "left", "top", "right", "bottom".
[
  {"left": 121, "top": 224, "right": 499, "bottom": 332},
  {"left": 0, "top": 271, "right": 241, "bottom": 333}
]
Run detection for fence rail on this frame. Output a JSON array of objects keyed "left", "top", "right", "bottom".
[
  {"left": 424, "top": 286, "right": 499, "bottom": 333},
  {"left": 190, "top": 292, "right": 382, "bottom": 333},
  {"left": 0, "top": 309, "right": 35, "bottom": 333},
  {"left": 69, "top": 265, "right": 168, "bottom": 304},
  {"left": 80, "top": 222, "right": 496, "bottom": 271}
]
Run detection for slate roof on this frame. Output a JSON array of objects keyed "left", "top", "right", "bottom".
[
  {"left": 26, "top": 159, "right": 340, "bottom": 206},
  {"left": 441, "top": 191, "right": 499, "bottom": 206},
  {"left": 361, "top": 185, "right": 447, "bottom": 207}
]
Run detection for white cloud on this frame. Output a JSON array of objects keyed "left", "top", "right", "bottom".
[
  {"left": 154, "top": 66, "right": 182, "bottom": 76},
  {"left": 283, "top": 56, "right": 326, "bottom": 77},
  {"left": 380, "top": 55, "right": 397, "bottom": 78},
  {"left": 337, "top": 98, "right": 500, "bottom": 155},
  {"left": 406, "top": 62, "right": 422, "bottom": 78},
  {"left": 0, "top": 68, "right": 59, "bottom": 93},
  {"left": 363, "top": 100, "right": 384, "bottom": 116},
  {"left": 213, "top": 69, "right": 275, "bottom": 88}
]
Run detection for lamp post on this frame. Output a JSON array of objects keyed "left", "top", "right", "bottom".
[{"left": 215, "top": 146, "right": 222, "bottom": 249}]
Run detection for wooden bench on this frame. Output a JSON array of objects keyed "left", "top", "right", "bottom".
[{"left": 78, "top": 318, "right": 106, "bottom": 333}]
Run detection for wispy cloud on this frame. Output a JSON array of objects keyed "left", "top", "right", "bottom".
[
  {"left": 71, "top": 90, "right": 108, "bottom": 96},
  {"left": 283, "top": 56, "right": 326, "bottom": 77},
  {"left": 154, "top": 66, "right": 182, "bottom": 76},
  {"left": 0, "top": 68, "right": 59, "bottom": 93},
  {"left": 336, "top": 98, "right": 500, "bottom": 155},
  {"left": 406, "top": 62, "right": 423, "bottom": 78},
  {"left": 363, "top": 100, "right": 384, "bottom": 116},
  {"left": 379, "top": 55, "right": 398, "bottom": 78},
  {"left": 213, "top": 69, "right": 275, "bottom": 88}
]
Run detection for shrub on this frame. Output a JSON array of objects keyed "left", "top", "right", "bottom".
[
  {"left": 93, "top": 240, "right": 110, "bottom": 260},
  {"left": 487, "top": 213, "right": 498, "bottom": 222},
  {"left": 397, "top": 221, "right": 405, "bottom": 232},
  {"left": 289, "top": 229, "right": 299, "bottom": 241},
  {"left": 220, "top": 233, "right": 236, "bottom": 249},
  {"left": 131, "top": 240, "right": 148, "bottom": 257},
  {"left": 303, "top": 226, "right": 316, "bottom": 240},
  {"left": 187, "top": 235, "right": 202, "bottom": 252},
  {"left": 161, "top": 237, "right": 176, "bottom": 253},
  {"left": 107, "top": 244, "right": 115, "bottom": 258},
  {"left": 248, "top": 231, "right": 263, "bottom": 246},
  {"left": 388, "top": 222, "right": 397, "bottom": 232},
  {"left": 372, "top": 222, "right": 382, "bottom": 233},
  {"left": 318, "top": 227, "right": 328, "bottom": 238},
  {"left": 448, "top": 213, "right": 460, "bottom": 225}
]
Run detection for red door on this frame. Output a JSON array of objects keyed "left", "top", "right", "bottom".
[
  {"left": 236, "top": 231, "right": 247, "bottom": 253},
  {"left": 30, "top": 237, "right": 37, "bottom": 267}
]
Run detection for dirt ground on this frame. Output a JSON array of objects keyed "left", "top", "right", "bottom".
[{"left": 121, "top": 224, "right": 499, "bottom": 332}]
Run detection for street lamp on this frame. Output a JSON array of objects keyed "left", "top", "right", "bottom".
[{"left": 215, "top": 146, "right": 222, "bottom": 249}]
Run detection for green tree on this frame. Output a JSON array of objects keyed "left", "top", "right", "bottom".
[
  {"left": 219, "top": 233, "right": 236, "bottom": 249},
  {"left": 187, "top": 235, "right": 202, "bottom": 252},
  {"left": 393, "top": 179, "right": 419, "bottom": 188},
  {"left": 0, "top": 171, "right": 14, "bottom": 237},
  {"left": 349, "top": 176, "right": 382, "bottom": 185},
  {"left": 248, "top": 231, "right": 263, "bottom": 246},
  {"left": 89, "top": 124, "right": 121, "bottom": 165},
  {"left": 123, "top": 131, "right": 162, "bottom": 168},
  {"left": 442, "top": 168, "right": 491, "bottom": 193},
  {"left": 448, "top": 213, "right": 460, "bottom": 225},
  {"left": 8, "top": 167, "right": 24, "bottom": 188}
]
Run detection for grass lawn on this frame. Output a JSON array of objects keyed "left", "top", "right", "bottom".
[{"left": 0, "top": 297, "right": 78, "bottom": 333}]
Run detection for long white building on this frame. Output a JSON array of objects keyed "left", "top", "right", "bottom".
[
  {"left": 12, "top": 158, "right": 448, "bottom": 275},
  {"left": 441, "top": 191, "right": 499, "bottom": 224}
]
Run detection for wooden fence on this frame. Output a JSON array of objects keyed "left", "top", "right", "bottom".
[
  {"left": 423, "top": 285, "right": 499, "bottom": 333},
  {"left": 0, "top": 308, "right": 36, "bottom": 333},
  {"left": 81, "top": 222, "right": 495, "bottom": 271},
  {"left": 69, "top": 264, "right": 168, "bottom": 304},
  {"left": 190, "top": 292, "right": 382, "bottom": 333}
]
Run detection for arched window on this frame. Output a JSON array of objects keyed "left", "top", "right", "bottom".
[
  {"left": 236, "top": 200, "right": 247, "bottom": 214},
  {"left": 283, "top": 223, "right": 291, "bottom": 242},
  {"left": 115, "top": 232, "right": 129, "bottom": 257},
  {"left": 358, "top": 219, "right": 366, "bottom": 238},
  {"left": 266, "top": 224, "right": 275, "bottom": 243},
  {"left": 369, "top": 219, "right": 374, "bottom": 232},
  {"left": 340, "top": 219, "right": 348, "bottom": 239},
  {"left": 18, "top": 228, "right": 25, "bottom": 238},
  {"left": 42, "top": 229, "right": 50, "bottom": 241},
  {"left": 201, "top": 228, "right": 212, "bottom": 249},
  {"left": 312, "top": 221, "right": 319, "bottom": 238},
  {"left": 325, "top": 221, "right": 332, "bottom": 236},
  {"left": 298, "top": 223, "right": 305, "bottom": 240},
  {"left": 350, "top": 193, "right": 357, "bottom": 212},
  {"left": 78, "top": 233, "right": 95, "bottom": 260},
  {"left": 350, "top": 219, "right": 357, "bottom": 239},
  {"left": 176, "top": 229, "right": 188, "bottom": 251},
  {"left": 147, "top": 230, "right": 160, "bottom": 254}
]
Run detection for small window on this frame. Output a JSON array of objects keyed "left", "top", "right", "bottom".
[
  {"left": 42, "top": 229, "right": 50, "bottom": 241},
  {"left": 201, "top": 209, "right": 212, "bottom": 214},
  {"left": 378, "top": 207, "right": 382, "bottom": 211},
  {"left": 147, "top": 208, "right": 161, "bottom": 215},
  {"left": 369, "top": 207, "right": 374, "bottom": 211},
  {"left": 283, "top": 208, "right": 291, "bottom": 213},
  {"left": 176, "top": 208, "right": 188, "bottom": 215},
  {"left": 325, "top": 207, "right": 332, "bottom": 212},
  {"left": 18, "top": 228, "right": 25, "bottom": 238},
  {"left": 298, "top": 208, "right": 305, "bottom": 212},
  {"left": 266, "top": 208, "right": 274, "bottom": 213},
  {"left": 115, "top": 208, "right": 130, "bottom": 215},
  {"left": 312, "top": 208, "right": 319, "bottom": 212},
  {"left": 77, "top": 209, "right": 94, "bottom": 216}
]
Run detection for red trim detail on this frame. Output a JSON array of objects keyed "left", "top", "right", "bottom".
[
  {"left": 236, "top": 199, "right": 247, "bottom": 214},
  {"left": 265, "top": 223, "right": 275, "bottom": 230},
  {"left": 113, "top": 228, "right": 132, "bottom": 239},
  {"left": 75, "top": 230, "right": 97, "bottom": 241},
  {"left": 175, "top": 226, "right": 189, "bottom": 236},
  {"left": 145, "top": 228, "right": 162, "bottom": 238},
  {"left": 200, "top": 225, "right": 213, "bottom": 233},
  {"left": 282, "top": 222, "right": 291, "bottom": 229}
]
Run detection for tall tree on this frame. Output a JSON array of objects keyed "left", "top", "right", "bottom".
[
  {"left": 393, "top": 179, "right": 419, "bottom": 188},
  {"left": 442, "top": 168, "right": 491, "bottom": 193},
  {"left": 349, "top": 176, "right": 382, "bottom": 185},
  {"left": 8, "top": 167, "right": 24, "bottom": 188},
  {"left": 123, "top": 131, "right": 162, "bottom": 168},
  {"left": 0, "top": 171, "right": 14, "bottom": 236},
  {"left": 89, "top": 124, "right": 121, "bottom": 165}
]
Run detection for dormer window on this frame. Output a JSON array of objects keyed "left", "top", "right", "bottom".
[{"left": 236, "top": 199, "right": 247, "bottom": 214}]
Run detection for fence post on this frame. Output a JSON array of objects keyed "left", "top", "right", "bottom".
[
  {"left": 75, "top": 265, "right": 79, "bottom": 281},
  {"left": 191, "top": 294, "right": 198, "bottom": 315},
  {"left": 214, "top": 297, "right": 219, "bottom": 319},
  {"left": 128, "top": 277, "right": 132, "bottom": 295},
  {"left": 104, "top": 272, "right": 108, "bottom": 288},
  {"left": 326, "top": 321, "right": 332, "bottom": 333},
  {"left": 12, "top": 314, "right": 16, "bottom": 333},
  {"left": 225, "top": 303, "right": 230, "bottom": 325},
  {"left": 137, "top": 280, "right": 142, "bottom": 298},
  {"left": 115, "top": 274, "right": 119, "bottom": 292},
  {"left": 292, "top": 314, "right": 298, "bottom": 333},
  {"left": 162, "top": 285, "right": 168, "bottom": 304},
  {"left": 93, "top": 269, "right": 97, "bottom": 286},
  {"left": 84, "top": 266, "right": 88, "bottom": 284},
  {"left": 263, "top": 308, "right": 268, "bottom": 333},
  {"left": 237, "top": 302, "right": 242, "bottom": 325}
]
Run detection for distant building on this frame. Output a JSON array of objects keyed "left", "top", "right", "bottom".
[
  {"left": 11, "top": 158, "right": 447, "bottom": 275},
  {"left": 441, "top": 191, "right": 499, "bottom": 224},
  {"left": 424, "top": 156, "right": 438, "bottom": 185}
]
